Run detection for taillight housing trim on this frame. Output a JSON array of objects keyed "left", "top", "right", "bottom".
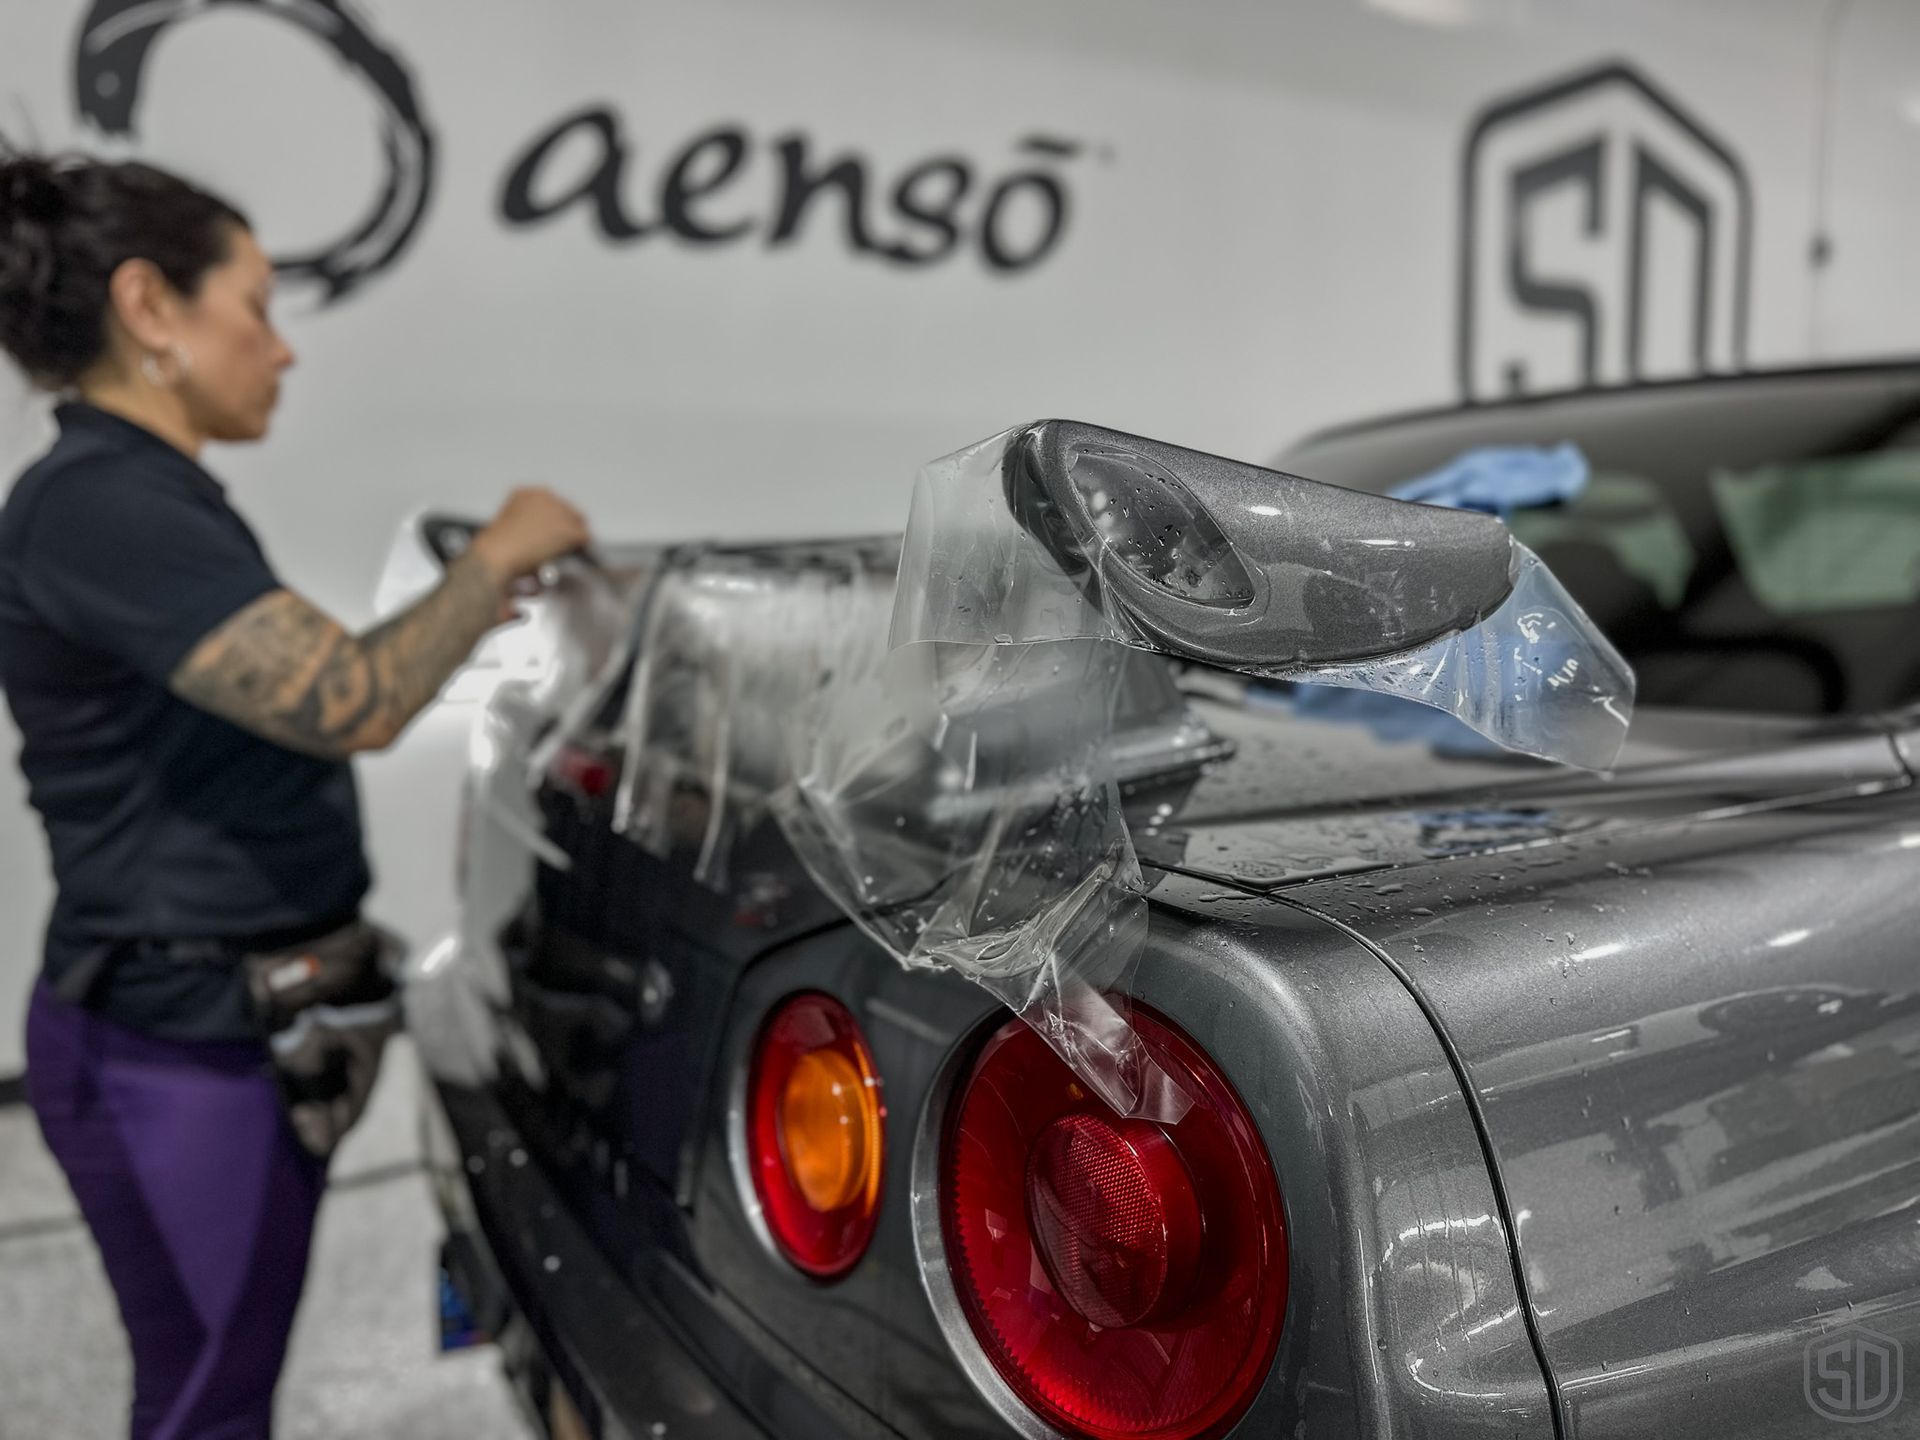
[
  {"left": 913, "top": 1030, "right": 1067, "bottom": 1440},
  {"left": 912, "top": 1004, "right": 1290, "bottom": 1440}
]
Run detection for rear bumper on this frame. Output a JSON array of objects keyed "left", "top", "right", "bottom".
[{"left": 423, "top": 1077, "right": 848, "bottom": 1440}]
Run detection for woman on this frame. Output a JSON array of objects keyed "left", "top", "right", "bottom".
[{"left": 0, "top": 151, "right": 589, "bottom": 1438}]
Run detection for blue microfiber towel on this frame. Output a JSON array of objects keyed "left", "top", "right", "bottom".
[{"left": 1387, "top": 442, "right": 1589, "bottom": 517}]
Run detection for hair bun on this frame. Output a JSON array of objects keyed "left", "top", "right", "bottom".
[
  {"left": 0, "top": 152, "right": 65, "bottom": 328},
  {"left": 0, "top": 152, "right": 68, "bottom": 225}
]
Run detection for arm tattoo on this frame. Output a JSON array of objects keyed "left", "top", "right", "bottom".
[{"left": 169, "top": 553, "right": 503, "bottom": 758}]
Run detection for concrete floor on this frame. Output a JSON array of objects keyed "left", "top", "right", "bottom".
[{"left": 0, "top": 1039, "right": 532, "bottom": 1440}]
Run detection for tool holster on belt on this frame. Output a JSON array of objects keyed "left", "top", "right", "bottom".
[{"left": 243, "top": 919, "right": 407, "bottom": 1159}]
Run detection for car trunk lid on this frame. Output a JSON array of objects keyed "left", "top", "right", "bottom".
[{"left": 1135, "top": 684, "right": 1907, "bottom": 893}]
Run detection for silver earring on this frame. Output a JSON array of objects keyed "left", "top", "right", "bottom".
[{"left": 139, "top": 344, "right": 192, "bottom": 388}]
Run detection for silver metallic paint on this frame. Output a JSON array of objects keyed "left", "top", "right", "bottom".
[
  {"left": 1273, "top": 728, "right": 1920, "bottom": 1438},
  {"left": 675, "top": 870, "right": 1557, "bottom": 1437}
]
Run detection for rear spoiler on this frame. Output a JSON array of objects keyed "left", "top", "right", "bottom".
[{"left": 1001, "top": 419, "right": 1517, "bottom": 666}]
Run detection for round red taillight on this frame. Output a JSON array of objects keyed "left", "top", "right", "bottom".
[
  {"left": 940, "top": 1008, "right": 1287, "bottom": 1439},
  {"left": 746, "top": 993, "right": 885, "bottom": 1279},
  {"left": 1026, "top": 1113, "right": 1202, "bottom": 1330}
]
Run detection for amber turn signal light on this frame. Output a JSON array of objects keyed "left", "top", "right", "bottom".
[{"left": 746, "top": 993, "right": 885, "bottom": 1278}]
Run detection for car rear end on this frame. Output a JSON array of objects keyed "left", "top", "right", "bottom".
[
  {"left": 411, "top": 538, "right": 1558, "bottom": 1438},
  {"left": 418, "top": 821, "right": 1557, "bottom": 1439},
  {"left": 414, "top": 362, "right": 1920, "bottom": 1439}
]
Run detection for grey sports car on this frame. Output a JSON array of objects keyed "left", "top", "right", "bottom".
[{"left": 414, "top": 363, "right": 1920, "bottom": 1440}]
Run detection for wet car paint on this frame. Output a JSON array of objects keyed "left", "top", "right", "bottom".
[
  {"left": 424, "top": 670, "right": 1920, "bottom": 1440},
  {"left": 1136, "top": 697, "right": 1902, "bottom": 891},
  {"left": 1153, "top": 695, "right": 1920, "bottom": 1438},
  {"left": 501, "top": 841, "right": 1563, "bottom": 1438},
  {"left": 428, "top": 681, "right": 1577, "bottom": 1436}
]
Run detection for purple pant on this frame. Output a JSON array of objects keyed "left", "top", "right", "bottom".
[{"left": 25, "top": 982, "right": 327, "bottom": 1440}]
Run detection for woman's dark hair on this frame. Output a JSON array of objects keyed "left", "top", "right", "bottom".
[{"left": 0, "top": 149, "right": 250, "bottom": 389}]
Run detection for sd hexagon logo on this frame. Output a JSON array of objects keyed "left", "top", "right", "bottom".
[
  {"left": 1458, "top": 61, "right": 1752, "bottom": 401},
  {"left": 1806, "top": 1325, "right": 1904, "bottom": 1425}
]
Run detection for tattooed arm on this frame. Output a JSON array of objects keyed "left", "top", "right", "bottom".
[{"left": 169, "top": 488, "right": 589, "bottom": 759}]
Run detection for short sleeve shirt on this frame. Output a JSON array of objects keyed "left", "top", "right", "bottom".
[{"left": 0, "top": 401, "right": 371, "bottom": 1036}]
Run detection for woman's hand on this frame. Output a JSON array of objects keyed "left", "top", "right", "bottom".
[{"left": 469, "top": 488, "right": 592, "bottom": 593}]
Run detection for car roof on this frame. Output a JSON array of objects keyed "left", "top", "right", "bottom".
[{"left": 1277, "top": 361, "right": 1920, "bottom": 492}]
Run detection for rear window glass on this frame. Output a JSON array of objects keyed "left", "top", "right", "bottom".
[
  {"left": 1288, "top": 378, "right": 1920, "bottom": 719},
  {"left": 1710, "top": 455, "right": 1920, "bottom": 614}
]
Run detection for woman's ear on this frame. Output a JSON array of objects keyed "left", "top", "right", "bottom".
[{"left": 104, "top": 256, "right": 181, "bottom": 355}]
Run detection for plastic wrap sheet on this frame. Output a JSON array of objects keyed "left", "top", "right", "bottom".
[
  {"left": 774, "top": 423, "right": 1636, "bottom": 1119},
  {"left": 773, "top": 636, "right": 1193, "bottom": 1122},
  {"left": 1272, "top": 443, "right": 1595, "bottom": 754},
  {"left": 609, "top": 539, "right": 899, "bottom": 891},
  {"left": 580, "top": 525, "right": 1201, "bottom": 1119},
  {"left": 535, "top": 563, "right": 648, "bottom": 708},
  {"left": 387, "top": 515, "right": 645, "bottom": 1086},
  {"left": 891, "top": 424, "right": 1633, "bottom": 770}
]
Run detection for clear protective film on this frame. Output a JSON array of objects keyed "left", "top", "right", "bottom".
[
  {"left": 608, "top": 539, "right": 900, "bottom": 891},
  {"left": 591, "top": 525, "right": 1213, "bottom": 1119},
  {"left": 772, "top": 636, "right": 1201, "bottom": 1123},
  {"left": 1284, "top": 548, "right": 1633, "bottom": 767},
  {"left": 378, "top": 511, "right": 646, "bottom": 1085},
  {"left": 772, "top": 423, "right": 1634, "bottom": 1119},
  {"left": 891, "top": 422, "right": 1634, "bottom": 771}
]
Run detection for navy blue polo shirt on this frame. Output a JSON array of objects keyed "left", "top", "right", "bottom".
[{"left": 0, "top": 401, "right": 371, "bottom": 1039}]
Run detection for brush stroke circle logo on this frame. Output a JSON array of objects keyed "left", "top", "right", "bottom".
[
  {"left": 74, "top": 0, "right": 436, "bottom": 305},
  {"left": 1806, "top": 1326, "right": 1904, "bottom": 1424},
  {"left": 1458, "top": 61, "right": 1752, "bottom": 402}
]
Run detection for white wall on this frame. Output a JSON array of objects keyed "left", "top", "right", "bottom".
[{"left": 3, "top": 0, "right": 1917, "bottom": 1072}]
